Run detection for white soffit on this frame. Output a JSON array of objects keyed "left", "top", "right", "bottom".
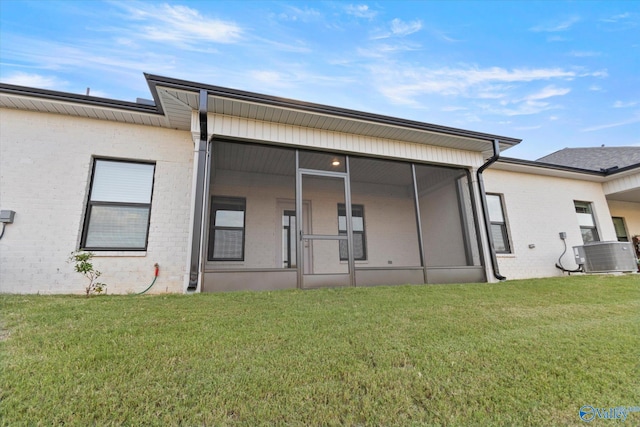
[
  {"left": 492, "top": 160, "right": 606, "bottom": 182},
  {"left": 0, "top": 92, "right": 169, "bottom": 128},
  {"left": 157, "top": 86, "right": 506, "bottom": 153}
]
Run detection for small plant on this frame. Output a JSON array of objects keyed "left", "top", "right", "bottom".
[{"left": 69, "top": 251, "right": 106, "bottom": 296}]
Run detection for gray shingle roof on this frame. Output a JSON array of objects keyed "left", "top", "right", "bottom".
[{"left": 537, "top": 147, "right": 640, "bottom": 171}]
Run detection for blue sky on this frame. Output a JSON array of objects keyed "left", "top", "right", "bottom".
[{"left": 1, "top": 0, "right": 638, "bottom": 160}]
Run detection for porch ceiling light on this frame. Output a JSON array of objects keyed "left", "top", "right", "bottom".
[{"left": 332, "top": 160, "right": 341, "bottom": 166}]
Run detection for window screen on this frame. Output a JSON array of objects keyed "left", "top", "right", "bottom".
[
  {"left": 338, "top": 204, "right": 366, "bottom": 261},
  {"left": 486, "top": 194, "right": 511, "bottom": 253},
  {"left": 209, "top": 197, "right": 246, "bottom": 261},
  {"left": 574, "top": 201, "right": 599, "bottom": 243},
  {"left": 82, "top": 159, "right": 155, "bottom": 250}
]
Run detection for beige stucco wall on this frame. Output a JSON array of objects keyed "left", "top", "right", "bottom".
[
  {"left": 484, "top": 169, "right": 617, "bottom": 279},
  {"left": 0, "top": 109, "right": 194, "bottom": 294},
  {"left": 607, "top": 200, "right": 640, "bottom": 239}
]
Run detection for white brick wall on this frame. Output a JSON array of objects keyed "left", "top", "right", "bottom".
[
  {"left": 484, "top": 169, "right": 617, "bottom": 279},
  {"left": 0, "top": 109, "right": 194, "bottom": 294}
]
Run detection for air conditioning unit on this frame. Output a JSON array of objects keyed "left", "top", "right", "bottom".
[{"left": 573, "top": 241, "right": 638, "bottom": 273}]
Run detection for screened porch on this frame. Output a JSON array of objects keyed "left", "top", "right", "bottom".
[{"left": 202, "top": 139, "right": 485, "bottom": 291}]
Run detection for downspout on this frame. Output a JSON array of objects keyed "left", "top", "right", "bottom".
[
  {"left": 187, "top": 89, "right": 209, "bottom": 291},
  {"left": 476, "top": 139, "right": 507, "bottom": 281}
]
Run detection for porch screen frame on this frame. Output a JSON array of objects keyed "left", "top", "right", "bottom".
[{"left": 296, "top": 152, "right": 356, "bottom": 288}]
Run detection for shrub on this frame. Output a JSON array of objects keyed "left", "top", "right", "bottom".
[{"left": 68, "top": 251, "right": 106, "bottom": 296}]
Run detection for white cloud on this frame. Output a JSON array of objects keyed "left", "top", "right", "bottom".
[
  {"left": 568, "top": 51, "right": 601, "bottom": 57},
  {"left": 357, "top": 42, "right": 420, "bottom": 58},
  {"left": 371, "top": 65, "right": 578, "bottom": 102},
  {"left": 514, "top": 125, "right": 542, "bottom": 130},
  {"left": 345, "top": 4, "right": 377, "bottom": 19},
  {"left": 530, "top": 16, "right": 580, "bottom": 32},
  {"left": 524, "top": 86, "right": 571, "bottom": 101},
  {"left": 601, "top": 12, "right": 630, "bottom": 23},
  {"left": 582, "top": 70, "right": 608, "bottom": 78},
  {"left": 276, "top": 5, "right": 322, "bottom": 22},
  {"left": 390, "top": 18, "right": 422, "bottom": 36},
  {"left": 115, "top": 3, "right": 243, "bottom": 45},
  {"left": 0, "top": 72, "right": 67, "bottom": 89},
  {"left": 442, "top": 106, "right": 467, "bottom": 112},
  {"left": 372, "top": 18, "right": 422, "bottom": 39},
  {"left": 368, "top": 64, "right": 590, "bottom": 118},
  {"left": 613, "top": 101, "right": 638, "bottom": 108},
  {"left": 491, "top": 101, "right": 560, "bottom": 117},
  {"left": 582, "top": 113, "right": 640, "bottom": 132}
]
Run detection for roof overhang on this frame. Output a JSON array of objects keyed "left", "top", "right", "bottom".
[
  {"left": 0, "top": 73, "right": 522, "bottom": 155},
  {"left": 0, "top": 82, "right": 169, "bottom": 128},
  {"left": 493, "top": 157, "right": 640, "bottom": 203},
  {"left": 145, "top": 74, "right": 521, "bottom": 154}
]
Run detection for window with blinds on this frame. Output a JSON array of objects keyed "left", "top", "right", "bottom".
[
  {"left": 486, "top": 194, "right": 511, "bottom": 254},
  {"left": 81, "top": 159, "right": 155, "bottom": 250},
  {"left": 575, "top": 201, "right": 600, "bottom": 243},
  {"left": 338, "top": 204, "right": 366, "bottom": 261},
  {"left": 209, "top": 197, "right": 246, "bottom": 261}
]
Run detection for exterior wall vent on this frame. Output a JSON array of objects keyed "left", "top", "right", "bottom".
[{"left": 573, "top": 241, "right": 638, "bottom": 273}]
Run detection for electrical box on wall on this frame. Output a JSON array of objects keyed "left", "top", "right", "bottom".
[{"left": 0, "top": 210, "right": 15, "bottom": 223}]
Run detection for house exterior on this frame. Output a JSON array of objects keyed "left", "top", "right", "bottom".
[
  {"left": 485, "top": 154, "right": 640, "bottom": 279},
  {"left": 0, "top": 74, "right": 637, "bottom": 294}
]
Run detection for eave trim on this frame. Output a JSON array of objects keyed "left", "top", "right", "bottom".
[
  {"left": 144, "top": 73, "right": 522, "bottom": 146},
  {"left": 0, "top": 82, "right": 162, "bottom": 115}
]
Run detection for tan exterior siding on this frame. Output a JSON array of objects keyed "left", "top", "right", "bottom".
[
  {"left": 603, "top": 172, "right": 640, "bottom": 196},
  {"left": 484, "top": 169, "right": 617, "bottom": 279},
  {"left": 0, "top": 109, "right": 194, "bottom": 294},
  {"left": 201, "top": 112, "right": 485, "bottom": 168}
]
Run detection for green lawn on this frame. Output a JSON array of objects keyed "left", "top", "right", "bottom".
[{"left": 1, "top": 275, "right": 639, "bottom": 426}]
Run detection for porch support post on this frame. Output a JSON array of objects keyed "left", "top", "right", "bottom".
[
  {"left": 295, "top": 150, "right": 303, "bottom": 289},
  {"left": 187, "top": 89, "right": 209, "bottom": 291},
  {"left": 411, "top": 164, "right": 428, "bottom": 284},
  {"left": 344, "top": 156, "right": 356, "bottom": 287}
]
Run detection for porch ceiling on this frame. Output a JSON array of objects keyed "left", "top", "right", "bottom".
[
  {"left": 213, "top": 140, "right": 463, "bottom": 188},
  {"left": 606, "top": 188, "right": 640, "bottom": 203}
]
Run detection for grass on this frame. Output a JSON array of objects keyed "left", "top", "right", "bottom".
[{"left": 1, "top": 275, "right": 639, "bottom": 426}]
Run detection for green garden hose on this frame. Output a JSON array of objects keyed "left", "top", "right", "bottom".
[{"left": 136, "top": 263, "right": 159, "bottom": 295}]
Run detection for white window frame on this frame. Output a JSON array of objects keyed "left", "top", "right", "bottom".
[
  {"left": 486, "top": 194, "right": 511, "bottom": 254},
  {"left": 81, "top": 158, "right": 155, "bottom": 251},
  {"left": 574, "top": 201, "right": 600, "bottom": 243}
]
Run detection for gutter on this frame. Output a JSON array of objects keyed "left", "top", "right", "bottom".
[
  {"left": 477, "top": 139, "right": 507, "bottom": 281},
  {"left": 187, "top": 89, "right": 209, "bottom": 291}
]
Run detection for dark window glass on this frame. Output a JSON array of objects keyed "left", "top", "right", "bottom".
[
  {"left": 612, "top": 217, "right": 629, "bottom": 242},
  {"left": 209, "top": 197, "right": 246, "bottom": 261},
  {"left": 575, "top": 201, "right": 600, "bottom": 244},
  {"left": 338, "top": 204, "right": 366, "bottom": 260},
  {"left": 82, "top": 159, "right": 155, "bottom": 250},
  {"left": 486, "top": 194, "right": 511, "bottom": 253}
]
